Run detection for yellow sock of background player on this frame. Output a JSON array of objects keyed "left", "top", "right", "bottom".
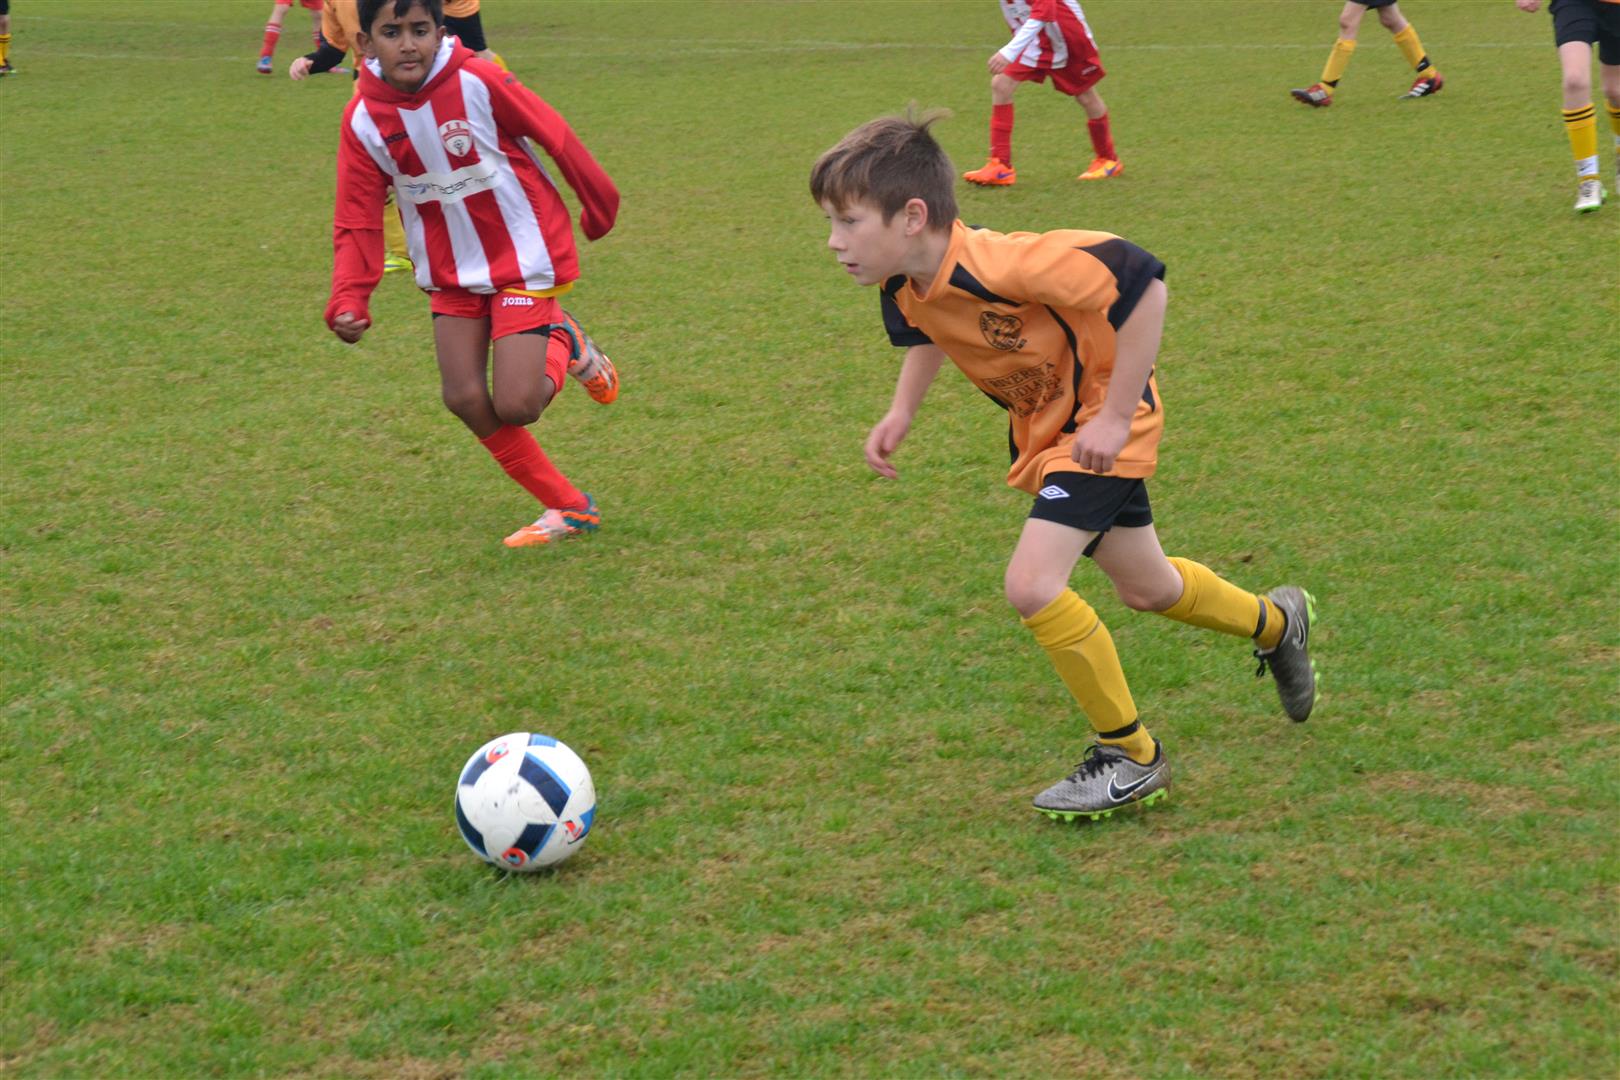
[
  {"left": 1023, "top": 591, "right": 1157, "bottom": 765},
  {"left": 1320, "top": 37, "right": 1355, "bottom": 94},
  {"left": 1157, "top": 557, "right": 1285, "bottom": 651},
  {"left": 1391, "top": 24, "right": 1436, "bottom": 77},
  {"left": 1564, "top": 105, "right": 1599, "bottom": 179}
]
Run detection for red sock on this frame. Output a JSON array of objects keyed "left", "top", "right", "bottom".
[
  {"left": 478, "top": 425, "right": 585, "bottom": 511},
  {"left": 1087, "top": 113, "right": 1117, "bottom": 160},
  {"left": 260, "top": 23, "right": 281, "bottom": 60},
  {"left": 991, "top": 103, "right": 1015, "bottom": 164}
]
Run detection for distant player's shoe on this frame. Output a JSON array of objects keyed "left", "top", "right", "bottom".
[
  {"left": 0, "top": 62, "right": 15, "bottom": 77},
  {"left": 1400, "top": 72, "right": 1443, "bottom": 99},
  {"left": 1034, "top": 741, "right": 1171, "bottom": 821},
  {"left": 382, "top": 254, "right": 413, "bottom": 274},
  {"left": 1077, "top": 157, "right": 1123, "bottom": 181},
  {"left": 560, "top": 311, "right": 619, "bottom": 404},
  {"left": 1254, "top": 586, "right": 1317, "bottom": 722},
  {"left": 256, "top": 56, "right": 273, "bottom": 75},
  {"left": 963, "top": 158, "right": 1016, "bottom": 186},
  {"left": 502, "top": 495, "right": 600, "bottom": 548},
  {"left": 1290, "top": 83, "right": 1333, "bottom": 107},
  {"left": 1574, "top": 177, "right": 1606, "bottom": 213}
]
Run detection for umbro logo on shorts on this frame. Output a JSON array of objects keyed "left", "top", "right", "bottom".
[{"left": 1038, "top": 485, "right": 1069, "bottom": 500}]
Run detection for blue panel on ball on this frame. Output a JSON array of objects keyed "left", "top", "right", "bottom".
[
  {"left": 576, "top": 806, "right": 595, "bottom": 840},
  {"left": 455, "top": 794, "right": 488, "bottom": 857},
  {"left": 460, "top": 739, "right": 514, "bottom": 787},
  {"left": 514, "top": 820, "right": 553, "bottom": 858},
  {"left": 519, "top": 750, "right": 572, "bottom": 817},
  {"left": 527, "top": 733, "right": 558, "bottom": 747}
]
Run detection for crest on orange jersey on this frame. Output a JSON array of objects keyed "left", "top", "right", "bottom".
[{"left": 979, "top": 311, "right": 1026, "bottom": 352}]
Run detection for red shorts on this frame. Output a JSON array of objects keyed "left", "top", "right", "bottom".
[
  {"left": 430, "top": 288, "right": 575, "bottom": 389},
  {"left": 275, "top": 0, "right": 324, "bottom": 9},
  {"left": 1006, "top": 52, "right": 1105, "bottom": 97}
]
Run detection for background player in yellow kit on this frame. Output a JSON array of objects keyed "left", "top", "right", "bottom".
[
  {"left": 1290, "top": 1, "right": 1444, "bottom": 106},
  {"left": 1517, "top": 0, "right": 1620, "bottom": 212},
  {"left": 812, "top": 113, "right": 1317, "bottom": 820}
]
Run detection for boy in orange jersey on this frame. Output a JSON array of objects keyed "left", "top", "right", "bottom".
[
  {"left": 258, "top": 0, "right": 324, "bottom": 75},
  {"left": 812, "top": 113, "right": 1317, "bottom": 821},
  {"left": 1517, "top": 0, "right": 1620, "bottom": 212},
  {"left": 1290, "top": 1, "right": 1444, "bottom": 106},
  {"left": 963, "top": 1, "right": 1122, "bottom": 187},
  {"left": 443, "top": 0, "right": 499, "bottom": 63}
]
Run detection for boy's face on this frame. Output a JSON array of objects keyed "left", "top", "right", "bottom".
[
  {"left": 821, "top": 198, "right": 920, "bottom": 287},
  {"left": 357, "top": 2, "right": 444, "bottom": 91}
]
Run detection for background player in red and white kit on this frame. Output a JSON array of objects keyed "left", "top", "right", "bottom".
[
  {"left": 963, "top": 0, "right": 1122, "bottom": 187},
  {"left": 257, "top": 0, "right": 324, "bottom": 76},
  {"left": 325, "top": 0, "right": 622, "bottom": 548}
]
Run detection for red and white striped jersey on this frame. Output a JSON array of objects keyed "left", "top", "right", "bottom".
[
  {"left": 996, "top": 0, "right": 1098, "bottom": 72},
  {"left": 326, "top": 36, "right": 618, "bottom": 328}
]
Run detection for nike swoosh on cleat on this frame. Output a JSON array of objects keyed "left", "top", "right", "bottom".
[{"left": 1106, "top": 769, "right": 1162, "bottom": 803}]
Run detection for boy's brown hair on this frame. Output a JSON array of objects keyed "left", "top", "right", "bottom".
[{"left": 809, "top": 109, "right": 957, "bottom": 234}]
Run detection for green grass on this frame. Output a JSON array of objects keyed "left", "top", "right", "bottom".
[{"left": 3, "top": 1, "right": 1617, "bottom": 1075}]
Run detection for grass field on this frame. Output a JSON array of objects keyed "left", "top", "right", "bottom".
[{"left": 3, "top": 1, "right": 1618, "bottom": 1076}]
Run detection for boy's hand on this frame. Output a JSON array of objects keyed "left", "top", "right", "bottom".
[
  {"left": 331, "top": 312, "right": 370, "bottom": 344},
  {"left": 289, "top": 56, "right": 313, "bottom": 80},
  {"left": 1070, "top": 411, "right": 1131, "bottom": 474},
  {"left": 987, "top": 53, "right": 1009, "bottom": 74},
  {"left": 864, "top": 411, "right": 912, "bottom": 479},
  {"left": 1515, "top": 0, "right": 1539, "bottom": 11}
]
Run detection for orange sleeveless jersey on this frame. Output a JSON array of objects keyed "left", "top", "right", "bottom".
[{"left": 881, "top": 220, "right": 1166, "bottom": 494}]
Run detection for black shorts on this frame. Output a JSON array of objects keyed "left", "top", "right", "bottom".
[
  {"left": 1027, "top": 473, "right": 1153, "bottom": 556},
  {"left": 1356, "top": 0, "right": 1400, "bottom": 8},
  {"left": 1552, "top": 0, "right": 1620, "bottom": 64},
  {"left": 444, "top": 11, "right": 488, "bottom": 53}
]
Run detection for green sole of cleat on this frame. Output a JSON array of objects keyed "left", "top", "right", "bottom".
[{"left": 1037, "top": 788, "right": 1167, "bottom": 822}]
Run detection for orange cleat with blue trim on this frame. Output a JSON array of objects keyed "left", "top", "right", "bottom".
[
  {"left": 560, "top": 311, "right": 619, "bottom": 405},
  {"left": 502, "top": 495, "right": 600, "bottom": 548},
  {"left": 963, "top": 158, "right": 1017, "bottom": 186},
  {"left": 1077, "top": 157, "right": 1124, "bottom": 181}
]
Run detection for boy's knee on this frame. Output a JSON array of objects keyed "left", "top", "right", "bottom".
[
  {"left": 441, "top": 383, "right": 488, "bottom": 423},
  {"left": 1005, "top": 568, "right": 1065, "bottom": 619},
  {"left": 1115, "top": 580, "right": 1181, "bottom": 613},
  {"left": 1564, "top": 72, "right": 1593, "bottom": 99},
  {"left": 493, "top": 398, "right": 545, "bottom": 427}
]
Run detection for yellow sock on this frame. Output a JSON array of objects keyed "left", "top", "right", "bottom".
[
  {"left": 1391, "top": 24, "right": 1433, "bottom": 73},
  {"left": 383, "top": 190, "right": 409, "bottom": 259},
  {"left": 1321, "top": 37, "right": 1355, "bottom": 89},
  {"left": 1607, "top": 104, "right": 1620, "bottom": 152},
  {"left": 1022, "top": 590, "right": 1155, "bottom": 764},
  {"left": 490, "top": 51, "right": 507, "bottom": 71},
  {"left": 1564, "top": 105, "right": 1599, "bottom": 178},
  {"left": 1158, "top": 557, "right": 1284, "bottom": 650},
  {"left": 0, "top": 34, "right": 11, "bottom": 66}
]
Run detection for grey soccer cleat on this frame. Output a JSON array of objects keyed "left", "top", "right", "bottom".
[
  {"left": 1033, "top": 741, "right": 1171, "bottom": 821},
  {"left": 1254, "top": 586, "right": 1317, "bottom": 722}
]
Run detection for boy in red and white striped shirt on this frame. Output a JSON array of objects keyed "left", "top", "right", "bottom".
[
  {"left": 325, "top": 0, "right": 621, "bottom": 548},
  {"left": 963, "top": 0, "right": 1123, "bottom": 187}
]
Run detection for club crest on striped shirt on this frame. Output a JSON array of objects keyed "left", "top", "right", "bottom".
[{"left": 439, "top": 119, "right": 473, "bottom": 158}]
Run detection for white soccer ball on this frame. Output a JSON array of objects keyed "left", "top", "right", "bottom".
[{"left": 454, "top": 732, "right": 596, "bottom": 871}]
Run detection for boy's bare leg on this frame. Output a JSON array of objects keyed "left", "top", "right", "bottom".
[
  {"left": 1009, "top": 518, "right": 1170, "bottom": 818},
  {"left": 434, "top": 315, "right": 499, "bottom": 438}
]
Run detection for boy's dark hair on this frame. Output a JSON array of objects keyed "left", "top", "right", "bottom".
[
  {"left": 359, "top": 0, "right": 444, "bottom": 34},
  {"left": 809, "top": 109, "right": 957, "bottom": 234}
]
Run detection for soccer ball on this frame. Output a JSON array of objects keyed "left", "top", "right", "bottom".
[{"left": 454, "top": 732, "right": 596, "bottom": 871}]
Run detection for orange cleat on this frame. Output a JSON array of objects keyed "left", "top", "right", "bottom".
[
  {"left": 1077, "top": 157, "right": 1124, "bottom": 181},
  {"left": 560, "top": 311, "right": 619, "bottom": 404},
  {"left": 963, "top": 158, "right": 1017, "bottom": 186},
  {"left": 502, "top": 495, "right": 600, "bottom": 548}
]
